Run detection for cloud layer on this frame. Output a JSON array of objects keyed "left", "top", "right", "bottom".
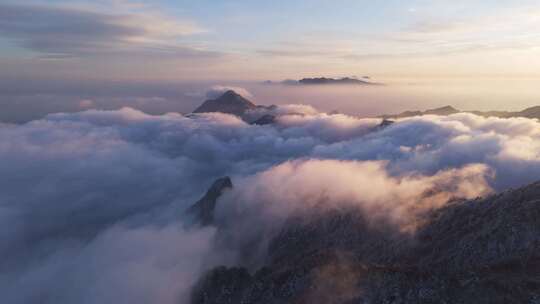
[{"left": 1, "top": 106, "right": 540, "bottom": 303}]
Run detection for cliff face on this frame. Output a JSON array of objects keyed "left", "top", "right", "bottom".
[{"left": 190, "top": 181, "right": 540, "bottom": 304}]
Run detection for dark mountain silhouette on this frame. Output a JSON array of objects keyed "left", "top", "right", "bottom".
[
  {"left": 264, "top": 77, "right": 381, "bottom": 86},
  {"left": 191, "top": 180, "right": 540, "bottom": 303},
  {"left": 193, "top": 90, "right": 257, "bottom": 116},
  {"left": 298, "top": 77, "right": 376, "bottom": 85},
  {"left": 186, "top": 177, "right": 232, "bottom": 226},
  {"left": 192, "top": 90, "right": 279, "bottom": 125}
]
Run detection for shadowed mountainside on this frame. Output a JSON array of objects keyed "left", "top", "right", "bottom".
[{"left": 190, "top": 179, "right": 540, "bottom": 304}]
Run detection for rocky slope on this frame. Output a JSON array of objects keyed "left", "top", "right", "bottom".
[{"left": 189, "top": 179, "right": 540, "bottom": 304}]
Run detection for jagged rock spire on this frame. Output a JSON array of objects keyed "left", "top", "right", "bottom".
[{"left": 187, "top": 177, "right": 233, "bottom": 226}]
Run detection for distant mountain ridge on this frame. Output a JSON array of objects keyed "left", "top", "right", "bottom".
[
  {"left": 265, "top": 76, "right": 381, "bottom": 86},
  {"left": 382, "top": 105, "right": 540, "bottom": 119},
  {"left": 298, "top": 77, "right": 377, "bottom": 85}
]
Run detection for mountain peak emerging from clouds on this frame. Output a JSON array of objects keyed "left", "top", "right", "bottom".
[
  {"left": 187, "top": 177, "right": 233, "bottom": 226},
  {"left": 193, "top": 90, "right": 257, "bottom": 116}
]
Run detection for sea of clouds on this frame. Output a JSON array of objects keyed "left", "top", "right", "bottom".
[{"left": 2, "top": 96, "right": 540, "bottom": 303}]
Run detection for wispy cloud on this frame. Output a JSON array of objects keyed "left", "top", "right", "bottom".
[
  {"left": 0, "top": 2, "right": 217, "bottom": 59},
  {"left": 256, "top": 7, "right": 540, "bottom": 62}
]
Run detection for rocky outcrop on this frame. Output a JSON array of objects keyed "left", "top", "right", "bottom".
[
  {"left": 186, "top": 177, "right": 232, "bottom": 226},
  {"left": 191, "top": 181, "right": 540, "bottom": 303}
]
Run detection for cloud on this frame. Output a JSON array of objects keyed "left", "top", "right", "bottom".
[
  {"left": 247, "top": 103, "right": 319, "bottom": 116},
  {"left": 78, "top": 99, "right": 95, "bottom": 109},
  {"left": 1, "top": 224, "right": 222, "bottom": 304},
  {"left": 215, "top": 159, "right": 491, "bottom": 263},
  {"left": 255, "top": 34, "right": 364, "bottom": 60},
  {"left": 2, "top": 107, "right": 540, "bottom": 302},
  {"left": 257, "top": 48, "right": 338, "bottom": 58},
  {"left": 257, "top": 7, "right": 540, "bottom": 63},
  {"left": 0, "top": 3, "right": 216, "bottom": 59},
  {"left": 378, "top": 7, "right": 540, "bottom": 57},
  {"left": 313, "top": 113, "right": 540, "bottom": 190}
]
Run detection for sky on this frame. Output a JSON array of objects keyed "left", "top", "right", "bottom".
[
  {"left": 2, "top": 0, "right": 540, "bottom": 81},
  {"left": 1, "top": 0, "right": 540, "bottom": 121}
]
